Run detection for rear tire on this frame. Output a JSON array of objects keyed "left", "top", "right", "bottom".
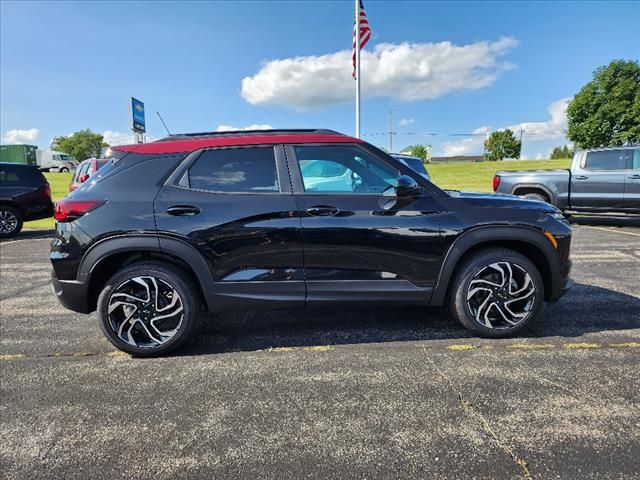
[
  {"left": 60, "top": 167, "right": 69, "bottom": 173},
  {"left": 522, "top": 192, "right": 548, "bottom": 203},
  {"left": 97, "top": 262, "right": 198, "bottom": 357},
  {"left": 449, "top": 248, "right": 544, "bottom": 338},
  {"left": 0, "top": 206, "right": 23, "bottom": 238}
]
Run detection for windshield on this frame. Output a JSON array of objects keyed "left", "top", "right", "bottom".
[{"left": 402, "top": 157, "right": 427, "bottom": 174}]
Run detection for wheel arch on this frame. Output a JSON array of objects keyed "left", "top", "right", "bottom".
[
  {"left": 430, "top": 226, "right": 559, "bottom": 306},
  {"left": 79, "top": 235, "right": 214, "bottom": 312},
  {"left": 0, "top": 200, "right": 24, "bottom": 216},
  {"left": 511, "top": 184, "right": 555, "bottom": 204}
]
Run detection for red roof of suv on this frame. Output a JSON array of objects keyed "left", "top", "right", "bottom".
[{"left": 111, "top": 129, "right": 362, "bottom": 155}]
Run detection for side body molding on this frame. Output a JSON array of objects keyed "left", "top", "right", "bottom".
[{"left": 429, "top": 225, "right": 560, "bottom": 306}]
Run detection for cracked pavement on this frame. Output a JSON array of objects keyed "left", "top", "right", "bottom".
[{"left": 1, "top": 218, "right": 639, "bottom": 479}]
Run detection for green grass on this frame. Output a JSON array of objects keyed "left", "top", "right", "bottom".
[
  {"left": 23, "top": 172, "right": 72, "bottom": 230},
  {"left": 428, "top": 158, "right": 571, "bottom": 192},
  {"left": 24, "top": 159, "right": 571, "bottom": 230}
]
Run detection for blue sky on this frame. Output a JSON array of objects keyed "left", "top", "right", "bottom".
[{"left": 1, "top": 0, "right": 638, "bottom": 158}]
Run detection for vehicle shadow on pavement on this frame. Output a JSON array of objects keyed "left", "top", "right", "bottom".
[
  {"left": 176, "top": 282, "right": 640, "bottom": 356},
  {"left": 569, "top": 215, "right": 640, "bottom": 227},
  {"left": 0, "top": 229, "right": 55, "bottom": 243}
]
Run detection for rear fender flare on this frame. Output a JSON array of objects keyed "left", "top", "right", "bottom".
[
  {"left": 511, "top": 183, "right": 556, "bottom": 204},
  {"left": 78, "top": 234, "right": 215, "bottom": 310}
]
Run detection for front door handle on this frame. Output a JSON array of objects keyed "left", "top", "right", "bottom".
[
  {"left": 574, "top": 175, "right": 589, "bottom": 180},
  {"left": 166, "top": 205, "right": 201, "bottom": 216},
  {"left": 306, "top": 205, "right": 340, "bottom": 216},
  {"left": 627, "top": 174, "right": 640, "bottom": 180}
]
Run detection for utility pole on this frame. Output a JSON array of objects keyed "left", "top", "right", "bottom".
[
  {"left": 354, "top": 0, "right": 361, "bottom": 138},
  {"left": 519, "top": 128, "right": 523, "bottom": 160},
  {"left": 388, "top": 109, "right": 393, "bottom": 152}
]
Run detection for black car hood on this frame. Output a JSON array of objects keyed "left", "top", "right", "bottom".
[{"left": 445, "top": 190, "right": 560, "bottom": 213}]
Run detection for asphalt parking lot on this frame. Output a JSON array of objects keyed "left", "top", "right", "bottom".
[{"left": 1, "top": 218, "right": 639, "bottom": 479}]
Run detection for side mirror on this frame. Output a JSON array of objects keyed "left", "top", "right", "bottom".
[
  {"left": 78, "top": 173, "right": 90, "bottom": 183},
  {"left": 395, "top": 175, "right": 422, "bottom": 197}
]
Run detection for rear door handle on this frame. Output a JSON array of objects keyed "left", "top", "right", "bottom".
[
  {"left": 166, "top": 205, "right": 201, "bottom": 216},
  {"left": 574, "top": 175, "right": 589, "bottom": 180},
  {"left": 627, "top": 174, "right": 640, "bottom": 180},
  {"left": 306, "top": 205, "right": 340, "bottom": 216}
]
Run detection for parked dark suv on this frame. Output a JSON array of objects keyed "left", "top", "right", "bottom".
[
  {"left": 50, "top": 129, "right": 573, "bottom": 356},
  {"left": 0, "top": 163, "right": 53, "bottom": 237}
]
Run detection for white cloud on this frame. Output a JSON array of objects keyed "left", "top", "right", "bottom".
[
  {"left": 398, "top": 118, "right": 414, "bottom": 128},
  {"left": 440, "top": 97, "right": 571, "bottom": 156},
  {"left": 442, "top": 127, "right": 488, "bottom": 156},
  {"left": 102, "top": 130, "right": 157, "bottom": 146},
  {"left": 506, "top": 97, "right": 570, "bottom": 139},
  {"left": 241, "top": 37, "right": 518, "bottom": 109},
  {"left": 2, "top": 128, "right": 39, "bottom": 144},
  {"left": 215, "top": 124, "right": 273, "bottom": 132},
  {"left": 535, "top": 152, "right": 544, "bottom": 160}
]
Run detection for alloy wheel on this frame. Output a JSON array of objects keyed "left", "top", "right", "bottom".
[
  {"left": 0, "top": 209, "right": 18, "bottom": 234},
  {"left": 107, "top": 276, "right": 184, "bottom": 348},
  {"left": 466, "top": 262, "right": 536, "bottom": 330}
]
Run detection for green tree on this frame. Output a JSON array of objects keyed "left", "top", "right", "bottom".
[
  {"left": 51, "top": 129, "right": 108, "bottom": 161},
  {"left": 550, "top": 145, "right": 574, "bottom": 159},
  {"left": 406, "top": 144, "right": 429, "bottom": 162},
  {"left": 484, "top": 129, "right": 521, "bottom": 161},
  {"left": 567, "top": 59, "right": 640, "bottom": 148}
]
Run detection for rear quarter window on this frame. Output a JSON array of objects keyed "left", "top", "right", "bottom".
[{"left": 187, "top": 147, "right": 280, "bottom": 193}]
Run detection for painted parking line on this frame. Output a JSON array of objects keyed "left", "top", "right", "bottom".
[
  {"left": 582, "top": 226, "right": 640, "bottom": 238},
  {"left": 1, "top": 341, "right": 638, "bottom": 362}
]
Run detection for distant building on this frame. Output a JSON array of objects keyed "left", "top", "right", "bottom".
[{"left": 430, "top": 155, "right": 483, "bottom": 164}]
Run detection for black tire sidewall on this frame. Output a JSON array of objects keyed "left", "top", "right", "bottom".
[
  {"left": 450, "top": 249, "right": 544, "bottom": 338},
  {"left": 0, "top": 206, "right": 23, "bottom": 238},
  {"left": 97, "top": 263, "right": 197, "bottom": 356},
  {"left": 523, "top": 193, "right": 548, "bottom": 203}
]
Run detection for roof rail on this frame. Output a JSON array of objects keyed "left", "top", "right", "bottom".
[{"left": 157, "top": 128, "right": 342, "bottom": 142}]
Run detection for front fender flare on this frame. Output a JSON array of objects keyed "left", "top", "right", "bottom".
[{"left": 429, "top": 225, "right": 559, "bottom": 306}]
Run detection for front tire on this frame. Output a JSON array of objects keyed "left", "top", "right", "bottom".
[
  {"left": 97, "top": 262, "right": 198, "bottom": 356},
  {"left": 449, "top": 248, "right": 544, "bottom": 338},
  {"left": 60, "top": 167, "right": 69, "bottom": 173},
  {"left": 0, "top": 206, "right": 23, "bottom": 238}
]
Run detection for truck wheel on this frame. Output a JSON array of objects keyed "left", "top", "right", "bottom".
[
  {"left": 522, "top": 192, "right": 548, "bottom": 203},
  {"left": 60, "top": 167, "right": 69, "bottom": 173},
  {"left": 97, "top": 262, "right": 198, "bottom": 357},
  {"left": 0, "top": 206, "right": 23, "bottom": 238},
  {"left": 449, "top": 248, "right": 544, "bottom": 338}
]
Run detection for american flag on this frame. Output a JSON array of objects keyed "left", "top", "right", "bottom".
[{"left": 352, "top": 0, "right": 372, "bottom": 78}]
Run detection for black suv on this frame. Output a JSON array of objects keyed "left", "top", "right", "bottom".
[
  {"left": 50, "top": 129, "right": 572, "bottom": 356},
  {"left": 0, "top": 163, "right": 53, "bottom": 237}
]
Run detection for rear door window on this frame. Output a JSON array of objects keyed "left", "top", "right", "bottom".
[
  {"left": 583, "top": 150, "right": 629, "bottom": 171},
  {"left": 0, "top": 165, "right": 43, "bottom": 186},
  {"left": 187, "top": 147, "right": 280, "bottom": 193}
]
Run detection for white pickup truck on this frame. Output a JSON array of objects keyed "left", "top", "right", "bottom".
[{"left": 493, "top": 146, "right": 640, "bottom": 215}]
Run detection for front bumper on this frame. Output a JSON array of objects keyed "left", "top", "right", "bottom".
[
  {"left": 51, "top": 272, "right": 91, "bottom": 314},
  {"left": 548, "top": 275, "right": 574, "bottom": 303}
]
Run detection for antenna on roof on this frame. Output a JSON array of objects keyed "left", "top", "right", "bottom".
[{"left": 156, "top": 111, "right": 172, "bottom": 136}]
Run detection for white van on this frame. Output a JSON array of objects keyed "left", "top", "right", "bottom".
[{"left": 36, "top": 150, "right": 78, "bottom": 172}]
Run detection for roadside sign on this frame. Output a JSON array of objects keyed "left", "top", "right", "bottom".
[{"left": 131, "top": 97, "right": 146, "bottom": 133}]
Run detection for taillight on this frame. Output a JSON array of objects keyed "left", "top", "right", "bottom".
[
  {"left": 44, "top": 182, "right": 51, "bottom": 198},
  {"left": 492, "top": 175, "right": 501, "bottom": 192},
  {"left": 54, "top": 199, "right": 106, "bottom": 222}
]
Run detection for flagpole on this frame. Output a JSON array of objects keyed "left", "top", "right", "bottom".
[{"left": 355, "top": 0, "right": 361, "bottom": 139}]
